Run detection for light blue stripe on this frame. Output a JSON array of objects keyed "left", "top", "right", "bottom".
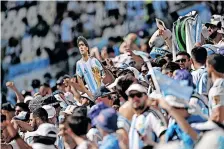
[{"left": 84, "top": 64, "right": 95, "bottom": 93}]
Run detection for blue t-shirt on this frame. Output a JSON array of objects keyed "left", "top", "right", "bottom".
[{"left": 99, "top": 133, "right": 120, "bottom": 149}]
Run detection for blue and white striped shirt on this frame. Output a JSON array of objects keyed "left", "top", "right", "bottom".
[{"left": 76, "top": 57, "right": 105, "bottom": 94}]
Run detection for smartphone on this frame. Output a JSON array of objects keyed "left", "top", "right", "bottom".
[{"left": 156, "top": 18, "right": 166, "bottom": 30}]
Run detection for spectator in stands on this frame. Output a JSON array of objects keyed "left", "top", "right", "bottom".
[
  {"left": 161, "top": 62, "right": 180, "bottom": 77},
  {"left": 42, "top": 105, "right": 57, "bottom": 125},
  {"left": 1, "top": 102, "right": 15, "bottom": 121},
  {"left": 95, "top": 108, "right": 120, "bottom": 149},
  {"left": 60, "top": 11, "right": 74, "bottom": 50},
  {"left": 43, "top": 73, "right": 56, "bottom": 88},
  {"left": 66, "top": 106, "right": 93, "bottom": 148},
  {"left": 191, "top": 47, "right": 210, "bottom": 94},
  {"left": 29, "top": 108, "right": 48, "bottom": 131},
  {"left": 39, "top": 83, "right": 52, "bottom": 97},
  {"left": 30, "top": 15, "right": 49, "bottom": 37},
  {"left": 175, "top": 51, "right": 192, "bottom": 71},
  {"left": 31, "top": 79, "right": 41, "bottom": 95},
  {"left": 15, "top": 102, "right": 29, "bottom": 116},
  {"left": 207, "top": 54, "right": 224, "bottom": 123}
]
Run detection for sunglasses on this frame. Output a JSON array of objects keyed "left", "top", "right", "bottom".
[
  {"left": 129, "top": 92, "right": 144, "bottom": 98},
  {"left": 175, "top": 59, "right": 187, "bottom": 63}
]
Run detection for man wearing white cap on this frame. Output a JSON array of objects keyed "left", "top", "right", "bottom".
[
  {"left": 42, "top": 105, "right": 65, "bottom": 149},
  {"left": 127, "top": 83, "right": 167, "bottom": 149},
  {"left": 28, "top": 123, "right": 58, "bottom": 149},
  {"left": 42, "top": 105, "right": 57, "bottom": 125}
]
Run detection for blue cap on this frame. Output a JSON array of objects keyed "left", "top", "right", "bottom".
[
  {"left": 95, "top": 108, "right": 118, "bottom": 133},
  {"left": 174, "top": 69, "right": 193, "bottom": 87},
  {"left": 88, "top": 102, "right": 109, "bottom": 127}
]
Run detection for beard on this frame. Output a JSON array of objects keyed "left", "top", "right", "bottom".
[{"left": 133, "top": 101, "right": 146, "bottom": 111}]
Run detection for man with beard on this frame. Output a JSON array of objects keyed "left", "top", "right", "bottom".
[
  {"left": 175, "top": 51, "right": 192, "bottom": 71},
  {"left": 206, "top": 54, "right": 224, "bottom": 123},
  {"left": 127, "top": 84, "right": 167, "bottom": 149},
  {"left": 25, "top": 107, "right": 48, "bottom": 145},
  {"left": 205, "top": 17, "right": 223, "bottom": 45}
]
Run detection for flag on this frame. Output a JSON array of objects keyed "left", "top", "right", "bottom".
[{"left": 153, "top": 69, "right": 193, "bottom": 101}]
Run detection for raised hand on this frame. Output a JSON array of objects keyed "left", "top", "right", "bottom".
[{"left": 6, "top": 81, "right": 16, "bottom": 90}]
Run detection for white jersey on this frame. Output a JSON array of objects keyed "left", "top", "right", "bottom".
[{"left": 129, "top": 108, "right": 167, "bottom": 149}]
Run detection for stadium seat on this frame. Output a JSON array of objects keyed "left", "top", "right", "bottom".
[
  {"left": 18, "top": 8, "right": 27, "bottom": 19},
  {"left": 42, "top": 32, "right": 55, "bottom": 49},
  {"left": 1, "top": 12, "right": 5, "bottom": 22},
  {"left": 22, "top": 36, "right": 32, "bottom": 53},
  {"left": 27, "top": 6, "right": 38, "bottom": 27},
  {"left": 7, "top": 10, "right": 16, "bottom": 21},
  {"left": 32, "top": 36, "right": 42, "bottom": 50}
]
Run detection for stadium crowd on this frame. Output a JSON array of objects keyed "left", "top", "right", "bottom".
[{"left": 1, "top": 1, "right": 224, "bottom": 149}]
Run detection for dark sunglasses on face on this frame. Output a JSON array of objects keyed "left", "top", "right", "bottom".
[
  {"left": 129, "top": 92, "right": 144, "bottom": 98},
  {"left": 175, "top": 59, "right": 187, "bottom": 63}
]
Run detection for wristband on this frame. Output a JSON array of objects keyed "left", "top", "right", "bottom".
[{"left": 11, "top": 133, "right": 20, "bottom": 140}]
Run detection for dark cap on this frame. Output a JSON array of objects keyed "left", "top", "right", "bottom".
[{"left": 93, "top": 86, "right": 114, "bottom": 101}]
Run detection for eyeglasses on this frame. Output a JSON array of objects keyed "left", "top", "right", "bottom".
[
  {"left": 175, "top": 59, "right": 187, "bottom": 63},
  {"left": 129, "top": 92, "right": 144, "bottom": 98}
]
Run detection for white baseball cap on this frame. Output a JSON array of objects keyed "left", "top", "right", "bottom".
[
  {"left": 125, "top": 84, "right": 147, "bottom": 96},
  {"left": 28, "top": 123, "right": 57, "bottom": 138},
  {"left": 62, "top": 105, "right": 77, "bottom": 115},
  {"left": 24, "top": 96, "right": 34, "bottom": 104},
  {"left": 42, "top": 105, "right": 56, "bottom": 119}
]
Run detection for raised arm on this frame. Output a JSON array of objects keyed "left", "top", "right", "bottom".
[
  {"left": 155, "top": 98, "right": 198, "bottom": 141},
  {"left": 64, "top": 78, "right": 81, "bottom": 103},
  {"left": 3, "top": 121, "right": 32, "bottom": 149},
  {"left": 77, "top": 76, "right": 93, "bottom": 99},
  {"left": 6, "top": 82, "right": 25, "bottom": 103}
]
